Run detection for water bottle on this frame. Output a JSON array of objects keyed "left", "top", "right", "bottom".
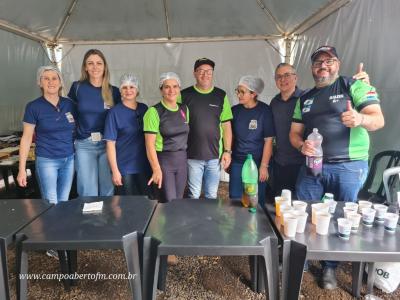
[
  {"left": 306, "top": 128, "right": 323, "bottom": 176},
  {"left": 241, "top": 154, "right": 258, "bottom": 212}
]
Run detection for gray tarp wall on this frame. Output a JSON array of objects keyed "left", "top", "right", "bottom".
[
  {"left": 294, "top": 0, "right": 399, "bottom": 158},
  {"left": 0, "top": 31, "right": 49, "bottom": 134},
  {"left": 62, "top": 40, "right": 282, "bottom": 107}
]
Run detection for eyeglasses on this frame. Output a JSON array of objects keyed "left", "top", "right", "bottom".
[
  {"left": 196, "top": 69, "right": 213, "bottom": 75},
  {"left": 275, "top": 73, "right": 296, "bottom": 81},
  {"left": 312, "top": 58, "right": 338, "bottom": 68},
  {"left": 235, "top": 88, "right": 252, "bottom": 96}
]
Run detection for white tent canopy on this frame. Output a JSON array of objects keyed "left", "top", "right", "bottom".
[{"left": 0, "top": 0, "right": 398, "bottom": 155}]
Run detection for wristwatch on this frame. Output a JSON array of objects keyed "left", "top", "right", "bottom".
[{"left": 223, "top": 149, "right": 232, "bottom": 154}]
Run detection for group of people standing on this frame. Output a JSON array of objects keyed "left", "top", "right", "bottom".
[{"left": 16, "top": 45, "right": 385, "bottom": 289}]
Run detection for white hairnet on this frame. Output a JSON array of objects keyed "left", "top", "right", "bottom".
[
  {"left": 159, "top": 72, "right": 181, "bottom": 88},
  {"left": 36, "top": 65, "right": 64, "bottom": 88},
  {"left": 238, "top": 75, "right": 264, "bottom": 95},
  {"left": 120, "top": 73, "right": 139, "bottom": 90}
]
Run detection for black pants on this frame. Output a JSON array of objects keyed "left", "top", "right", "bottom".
[
  {"left": 115, "top": 173, "right": 150, "bottom": 196},
  {"left": 273, "top": 162, "right": 302, "bottom": 197},
  {"left": 155, "top": 150, "right": 187, "bottom": 202}
]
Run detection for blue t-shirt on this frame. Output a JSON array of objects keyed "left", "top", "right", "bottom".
[
  {"left": 232, "top": 101, "right": 275, "bottom": 163},
  {"left": 68, "top": 80, "right": 121, "bottom": 140},
  {"left": 103, "top": 102, "right": 149, "bottom": 175},
  {"left": 23, "top": 96, "right": 76, "bottom": 159}
]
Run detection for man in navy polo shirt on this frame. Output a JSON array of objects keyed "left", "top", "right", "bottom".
[{"left": 290, "top": 46, "right": 384, "bottom": 289}]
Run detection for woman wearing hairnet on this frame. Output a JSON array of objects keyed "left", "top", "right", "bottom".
[
  {"left": 230, "top": 75, "right": 275, "bottom": 207},
  {"left": 17, "top": 66, "right": 76, "bottom": 204},
  {"left": 104, "top": 74, "right": 150, "bottom": 195},
  {"left": 143, "top": 72, "right": 189, "bottom": 202}
]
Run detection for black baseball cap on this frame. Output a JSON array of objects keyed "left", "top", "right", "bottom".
[
  {"left": 311, "top": 46, "right": 339, "bottom": 62},
  {"left": 194, "top": 58, "right": 215, "bottom": 70}
]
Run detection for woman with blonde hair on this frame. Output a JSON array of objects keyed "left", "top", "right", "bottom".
[{"left": 68, "top": 49, "right": 121, "bottom": 196}]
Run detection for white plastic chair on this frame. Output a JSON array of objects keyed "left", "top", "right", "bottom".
[{"left": 382, "top": 166, "right": 400, "bottom": 204}]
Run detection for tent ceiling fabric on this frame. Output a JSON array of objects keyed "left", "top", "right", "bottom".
[{"left": 0, "top": 0, "right": 348, "bottom": 44}]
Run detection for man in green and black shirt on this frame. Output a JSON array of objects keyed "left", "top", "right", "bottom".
[
  {"left": 179, "top": 58, "right": 233, "bottom": 199},
  {"left": 290, "top": 46, "right": 385, "bottom": 290}
]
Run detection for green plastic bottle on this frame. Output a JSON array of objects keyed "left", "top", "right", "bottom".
[{"left": 241, "top": 154, "right": 258, "bottom": 212}]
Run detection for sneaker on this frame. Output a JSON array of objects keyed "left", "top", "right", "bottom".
[
  {"left": 321, "top": 267, "right": 337, "bottom": 289},
  {"left": 46, "top": 250, "right": 59, "bottom": 260}
]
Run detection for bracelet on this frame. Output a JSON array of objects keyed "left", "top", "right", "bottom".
[
  {"left": 261, "top": 164, "right": 269, "bottom": 168},
  {"left": 223, "top": 149, "right": 232, "bottom": 154}
]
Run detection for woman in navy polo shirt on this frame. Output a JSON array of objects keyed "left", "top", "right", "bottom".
[
  {"left": 104, "top": 74, "right": 150, "bottom": 195},
  {"left": 68, "top": 49, "right": 121, "bottom": 196},
  {"left": 17, "top": 66, "right": 76, "bottom": 204},
  {"left": 230, "top": 76, "right": 275, "bottom": 207}
]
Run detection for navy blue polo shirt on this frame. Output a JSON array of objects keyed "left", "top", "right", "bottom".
[
  {"left": 103, "top": 102, "right": 148, "bottom": 175},
  {"left": 232, "top": 101, "right": 275, "bottom": 163},
  {"left": 270, "top": 87, "right": 305, "bottom": 166},
  {"left": 68, "top": 80, "right": 121, "bottom": 140},
  {"left": 23, "top": 96, "right": 76, "bottom": 159}
]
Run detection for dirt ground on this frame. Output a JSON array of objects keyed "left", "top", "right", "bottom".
[{"left": 6, "top": 182, "right": 400, "bottom": 299}]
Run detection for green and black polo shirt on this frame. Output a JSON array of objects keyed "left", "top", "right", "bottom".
[
  {"left": 143, "top": 100, "right": 189, "bottom": 152},
  {"left": 292, "top": 76, "right": 380, "bottom": 162},
  {"left": 179, "top": 85, "right": 233, "bottom": 160}
]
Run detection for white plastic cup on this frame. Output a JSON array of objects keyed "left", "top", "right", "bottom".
[
  {"left": 373, "top": 204, "right": 388, "bottom": 223},
  {"left": 346, "top": 212, "right": 362, "bottom": 232},
  {"left": 362, "top": 208, "right": 376, "bottom": 227},
  {"left": 275, "top": 197, "right": 291, "bottom": 216},
  {"left": 316, "top": 212, "right": 331, "bottom": 235},
  {"left": 293, "top": 211, "right": 308, "bottom": 233},
  {"left": 281, "top": 189, "right": 292, "bottom": 204},
  {"left": 282, "top": 211, "right": 295, "bottom": 224},
  {"left": 312, "top": 203, "right": 330, "bottom": 225},
  {"left": 384, "top": 213, "right": 399, "bottom": 233},
  {"left": 397, "top": 191, "right": 400, "bottom": 208},
  {"left": 337, "top": 218, "right": 352, "bottom": 240},
  {"left": 358, "top": 200, "right": 372, "bottom": 213},
  {"left": 343, "top": 207, "right": 358, "bottom": 218},
  {"left": 284, "top": 216, "right": 298, "bottom": 237},
  {"left": 328, "top": 200, "right": 338, "bottom": 214},
  {"left": 345, "top": 202, "right": 359, "bottom": 211},
  {"left": 292, "top": 200, "right": 307, "bottom": 212}
]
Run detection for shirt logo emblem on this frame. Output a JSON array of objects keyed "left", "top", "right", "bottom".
[
  {"left": 329, "top": 94, "right": 344, "bottom": 103},
  {"left": 249, "top": 120, "right": 257, "bottom": 130},
  {"left": 302, "top": 98, "right": 314, "bottom": 113}
]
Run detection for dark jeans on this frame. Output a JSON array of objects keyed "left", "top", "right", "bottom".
[
  {"left": 273, "top": 162, "right": 302, "bottom": 197},
  {"left": 115, "top": 173, "right": 150, "bottom": 196}
]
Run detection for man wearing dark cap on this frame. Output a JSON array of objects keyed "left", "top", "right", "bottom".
[
  {"left": 179, "top": 58, "right": 233, "bottom": 199},
  {"left": 289, "top": 46, "right": 385, "bottom": 289}
]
